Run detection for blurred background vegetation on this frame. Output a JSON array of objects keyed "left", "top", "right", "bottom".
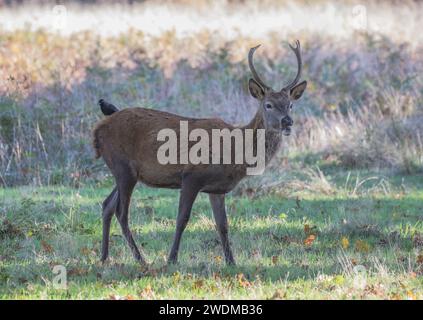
[
  {"left": 0, "top": 0, "right": 422, "bottom": 189},
  {"left": 0, "top": 0, "right": 422, "bottom": 300}
]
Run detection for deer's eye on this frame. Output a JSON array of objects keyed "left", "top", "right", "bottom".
[{"left": 265, "top": 103, "right": 273, "bottom": 110}]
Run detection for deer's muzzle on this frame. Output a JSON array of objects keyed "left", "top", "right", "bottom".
[{"left": 281, "top": 116, "right": 293, "bottom": 136}]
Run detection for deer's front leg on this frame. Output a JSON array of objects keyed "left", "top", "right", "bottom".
[
  {"left": 209, "top": 193, "right": 235, "bottom": 265},
  {"left": 168, "top": 176, "right": 201, "bottom": 264}
]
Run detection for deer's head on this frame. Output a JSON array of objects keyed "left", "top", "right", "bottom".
[{"left": 248, "top": 40, "right": 307, "bottom": 136}]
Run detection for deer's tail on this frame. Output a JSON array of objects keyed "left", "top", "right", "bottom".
[{"left": 93, "top": 124, "right": 103, "bottom": 159}]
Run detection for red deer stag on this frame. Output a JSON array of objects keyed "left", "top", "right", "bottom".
[{"left": 93, "top": 40, "right": 307, "bottom": 265}]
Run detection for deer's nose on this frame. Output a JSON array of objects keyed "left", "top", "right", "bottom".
[{"left": 281, "top": 116, "right": 293, "bottom": 127}]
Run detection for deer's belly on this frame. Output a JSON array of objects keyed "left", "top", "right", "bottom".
[
  {"left": 136, "top": 162, "right": 246, "bottom": 194},
  {"left": 200, "top": 172, "right": 245, "bottom": 194},
  {"left": 137, "top": 165, "right": 183, "bottom": 189}
]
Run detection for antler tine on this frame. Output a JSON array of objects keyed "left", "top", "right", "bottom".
[
  {"left": 284, "top": 40, "right": 302, "bottom": 91},
  {"left": 248, "top": 44, "right": 270, "bottom": 90}
]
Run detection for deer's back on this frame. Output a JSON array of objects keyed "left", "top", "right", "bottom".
[{"left": 93, "top": 108, "right": 246, "bottom": 192}]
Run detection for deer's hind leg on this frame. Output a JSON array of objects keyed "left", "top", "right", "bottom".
[
  {"left": 101, "top": 186, "right": 118, "bottom": 263},
  {"left": 114, "top": 162, "right": 147, "bottom": 265}
]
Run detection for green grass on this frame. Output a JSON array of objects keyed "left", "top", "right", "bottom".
[{"left": 0, "top": 171, "right": 422, "bottom": 299}]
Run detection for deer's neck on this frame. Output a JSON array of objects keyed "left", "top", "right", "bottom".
[{"left": 243, "top": 108, "right": 283, "bottom": 166}]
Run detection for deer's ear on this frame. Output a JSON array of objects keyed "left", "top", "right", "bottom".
[
  {"left": 290, "top": 80, "right": 307, "bottom": 100},
  {"left": 249, "top": 79, "right": 265, "bottom": 100}
]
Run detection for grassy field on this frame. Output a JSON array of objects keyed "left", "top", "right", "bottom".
[
  {"left": 0, "top": 0, "right": 423, "bottom": 300},
  {"left": 1, "top": 169, "right": 422, "bottom": 299}
]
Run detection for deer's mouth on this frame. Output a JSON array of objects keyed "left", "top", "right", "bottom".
[
  {"left": 280, "top": 116, "right": 293, "bottom": 136},
  {"left": 282, "top": 126, "right": 292, "bottom": 136}
]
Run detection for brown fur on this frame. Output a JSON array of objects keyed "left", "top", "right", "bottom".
[
  {"left": 93, "top": 107, "right": 280, "bottom": 193},
  {"left": 94, "top": 42, "right": 307, "bottom": 266}
]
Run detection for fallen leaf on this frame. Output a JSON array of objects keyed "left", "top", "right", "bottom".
[
  {"left": 304, "top": 234, "right": 316, "bottom": 246},
  {"left": 214, "top": 255, "right": 222, "bottom": 264},
  {"left": 390, "top": 293, "right": 402, "bottom": 300},
  {"left": 341, "top": 237, "right": 349, "bottom": 249},
  {"left": 139, "top": 284, "right": 154, "bottom": 299},
  {"left": 193, "top": 279, "right": 204, "bottom": 289},
  {"left": 355, "top": 240, "right": 370, "bottom": 253},
  {"left": 41, "top": 240, "right": 53, "bottom": 253},
  {"left": 364, "top": 284, "right": 385, "bottom": 297},
  {"left": 407, "top": 290, "right": 417, "bottom": 300},
  {"left": 236, "top": 273, "right": 251, "bottom": 288}
]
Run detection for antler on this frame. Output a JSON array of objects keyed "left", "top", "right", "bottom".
[
  {"left": 283, "top": 40, "right": 302, "bottom": 91},
  {"left": 248, "top": 45, "right": 270, "bottom": 90}
]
